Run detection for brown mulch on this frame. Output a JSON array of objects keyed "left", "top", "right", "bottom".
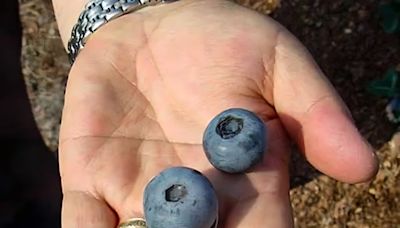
[
  {"left": 19, "top": 0, "right": 68, "bottom": 152},
  {"left": 19, "top": 0, "right": 400, "bottom": 227}
]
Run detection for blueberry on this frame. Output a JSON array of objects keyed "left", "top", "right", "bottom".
[
  {"left": 203, "top": 108, "right": 267, "bottom": 173},
  {"left": 143, "top": 167, "right": 218, "bottom": 228}
]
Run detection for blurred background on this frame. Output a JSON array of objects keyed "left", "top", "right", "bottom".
[
  {"left": 0, "top": 0, "right": 61, "bottom": 227},
  {"left": 0, "top": 0, "right": 398, "bottom": 227}
]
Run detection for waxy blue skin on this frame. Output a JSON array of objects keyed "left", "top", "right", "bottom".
[
  {"left": 203, "top": 108, "right": 267, "bottom": 173},
  {"left": 143, "top": 167, "right": 218, "bottom": 228}
]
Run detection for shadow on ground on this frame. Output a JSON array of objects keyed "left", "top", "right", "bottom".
[{"left": 268, "top": 0, "right": 399, "bottom": 188}]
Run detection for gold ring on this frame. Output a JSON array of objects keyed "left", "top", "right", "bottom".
[{"left": 118, "top": 218, "right": 147, "bottom": 228}]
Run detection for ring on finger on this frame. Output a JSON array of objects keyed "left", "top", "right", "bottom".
[{"left": 118, "top": 218, "right": 147, "bottom": 228}]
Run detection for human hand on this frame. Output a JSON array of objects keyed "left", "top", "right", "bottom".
[{"left": 58, "top": 0, "right": 378, "bottom": 227}]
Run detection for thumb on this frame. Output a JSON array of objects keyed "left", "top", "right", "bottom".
[
  {"left": 62, "top": 191, "right": 117, "bottom": 228},
  {"left": 268, "top": 28, "right": 378, "bottom": 183}
]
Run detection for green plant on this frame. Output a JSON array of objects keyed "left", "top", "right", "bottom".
[
  {"left": 379, "top": 0, "right": 400, "bottom": 33},
  {"left": 368, "top": 68, "right": 400, "bottom": 97}
]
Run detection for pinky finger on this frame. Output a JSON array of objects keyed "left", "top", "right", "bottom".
[{"left": 62, "top": 191, "right": 117, "bottom": 228}]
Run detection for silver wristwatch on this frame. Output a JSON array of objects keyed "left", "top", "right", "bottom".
[{"left": 67, "top": 0, "right": 176, "bottom": 64}]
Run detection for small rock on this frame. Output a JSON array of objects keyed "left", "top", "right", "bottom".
[
  {"left": 368, "top": 188, "right": 377, "bottom": 195},
  {"left": 344, "top": 28, "right": 353, "bottom": 34},
  {"left": 383, "top": 161, "right": 391, "bottom": 168}
]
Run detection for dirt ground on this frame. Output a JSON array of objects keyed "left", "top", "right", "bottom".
[{"left": 19, "top": 0, "right": 399, "bottom": 227}]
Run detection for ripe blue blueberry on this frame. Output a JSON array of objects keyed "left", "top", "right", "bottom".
[
  {"left": 203, "top": 108, "right": 267, "bottom": 173},
  {"left": 143, "top": 167, "right": 218, "bottom": 228}
]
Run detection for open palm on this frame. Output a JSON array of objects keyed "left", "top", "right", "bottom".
[{"left": 58, "top": 1, "right": 377, "bottom": 227}]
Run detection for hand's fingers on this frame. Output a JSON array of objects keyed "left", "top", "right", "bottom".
[
  {"left": 219, "top": 119, "right": 292, "bottom": 227},
  {"left": 267, "top": 28, "right": 378, "bottom": 183},
  {"left": 62, "top": 191, "right": 117, "bottom": 228}
]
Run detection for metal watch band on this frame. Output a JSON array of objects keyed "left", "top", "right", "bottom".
[{"left": 67, "top": 0, "right": 175, "bottom": 64}]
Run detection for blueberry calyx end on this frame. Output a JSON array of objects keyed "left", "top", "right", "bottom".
[
  {"left": 165, "top": 184, "right": 187, "bottom": 202},
  {"left": 216, "top": 115, "right": 243, "bottom": 139}
]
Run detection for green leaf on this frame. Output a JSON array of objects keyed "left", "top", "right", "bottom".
[
  {"left": 379, "top": 3, "right": 400, "bottom": 33},
  {"left": 367, "top": 68, "right": 400, "bottom": 97}
]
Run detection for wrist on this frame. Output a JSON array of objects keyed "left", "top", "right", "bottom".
[
  {"left": 52, "top": 0, "right": 89, "bottom": 48},
  {"left": 52, "top": 0, "right": 198, "bottom": 50}
]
